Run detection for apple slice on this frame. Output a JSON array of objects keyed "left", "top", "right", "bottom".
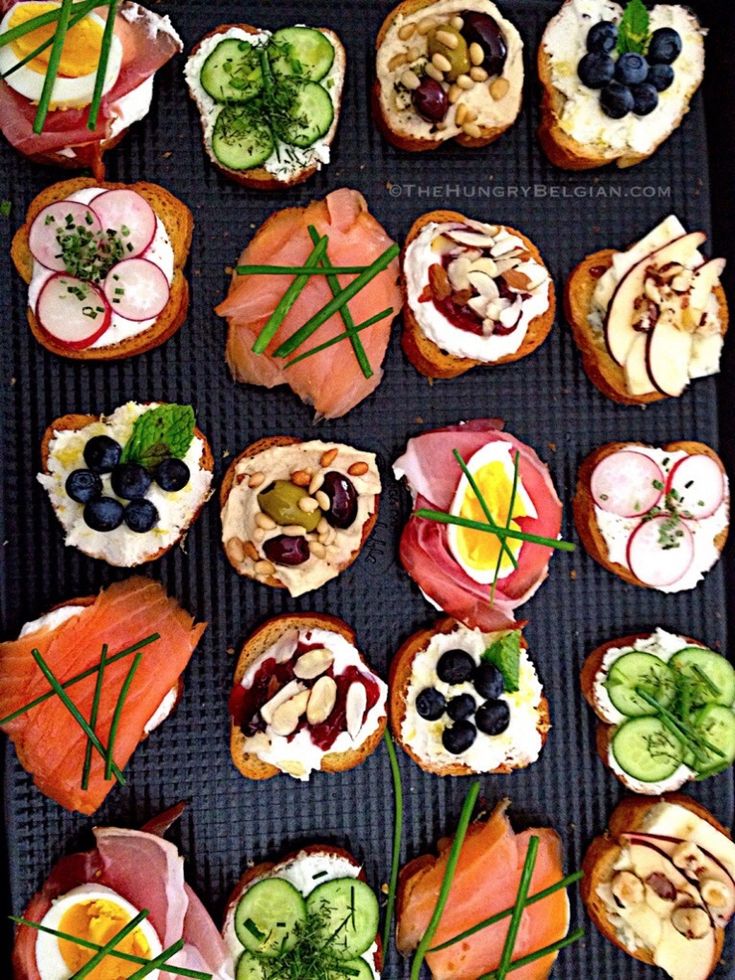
[
  {"left": 36, "top": 273, "right": 111, "bottom": 349},
  {"left": 591, "top": 450, "right": 663, "bottom": 517},
  {"left": 646, "top": 314, "right": 693, "bottom": 398},
  {"left": 624, "top": 332, "right": 657, "bottom": 396},
  {"left": 689, "top": 258, "right": 726, "bottom": 317},
  {"left": 665, "top": 454, "right": 725, "bottom": 520},
  {"left": 626, "top": 515, "right": 695, "bottom": 588}
]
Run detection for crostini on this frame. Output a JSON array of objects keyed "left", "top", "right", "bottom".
[
  {"left": 403, "top": 211, "right": 555, "bottom": 378},
  {"left": 538, "top": 0, "right": 706, "bottom": 170},
  {"left": 185, "top": 23, "right": 345, "bottom": 189},
  {"left": 583, "top": 795, "right": 735, "bottom": 980},
  {"left": 0, "top": 1, "right": 182, "bottom": 178},
  {"left": 216, "top": 188, "right": 402, "bottom": 420},
  {"left": 393, "top": 420, "right": 566, "bottom": 631},
  {"left": 221, "top": 437, "right": 380, "bottom": 597},
  {"left": 38, "top": 402, "right": 214, "bottom": 567},
  {"left": 389, "top": 618, "right": 550, "bottom": 773},
  {"left": 574, "top": 441, "right": 729, "bottom": 591},
  {"left": 374, "top": 0, "right": 524, "bottom": 152},
  {"left": 229, "top": 613, "right": 387, "bottom": 782},
  {"left": 566, "top": 215, "right": 728, "bottom": 404},
  {"left": 224, "top": 845, "right": 382, "bottom": 978},
  {"left": 11, "top": 178, "right": 193, "bottom": 361}
]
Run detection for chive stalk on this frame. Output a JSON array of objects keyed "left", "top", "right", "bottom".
[
  {"left": 105, "top": 651, "right": 144, "bottom": 780},
  {"left": 284, "top": 308, "right": 394, "bottom": 368},
  {"left": 128, "top": 939, "right": 185, "bottom": 979},
  {"left": 478, "top": 928, "right": 585, "bottom": 979},
  {"left": 81, "top": 643, "right": 107, "bottom": 791},
  {"left": 414, "top": 509, "right": 576, "bottom": 552},
  {"left": 382, "top": 731, "right": 403, "bottom": 957},
  {"left": 497, "top": 836, "right": 539, "bottom": 979},
  {"left": 236, "top": 264, "right": 371, "bottom": 276},
  {"left": 87, "top": 0, "right": 118, "bottom": 130},
  {"left": 33, "top": 0, "right": 74, "bottom": 134}
]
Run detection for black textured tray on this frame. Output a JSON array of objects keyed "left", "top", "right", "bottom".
[{"left": 1, "top": 1, "right": 734, "bottom": 977}]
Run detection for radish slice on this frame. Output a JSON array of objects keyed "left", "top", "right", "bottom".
[
  {"left": 591, "top": 450, "right": 664, "bottom": 517},
  {"left": 104, "top": 258, "right": 170, "bottom": 321},
  {"left": 91, "top": 189, "right": 156, "bottom": 258},
  {"left": 626, "top": 515, "right": 695, "bottom": 588},
  {"left": 36, "top": 274, "right": 111, "bottom": 349},
  {"left": 666, "top": 454, "right": 725, "bottom": 520},
  {"left": 29, "top": 201, "right": 101, "bottom": 271}
]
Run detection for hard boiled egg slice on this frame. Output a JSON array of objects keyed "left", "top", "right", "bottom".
[
  {"left": 448, "top": 441, "right": 537, "bottom": 585},
  {"left": 36, "top": 884, "right": 162, "bottom": 980},
  {"left": 0, "top": 2, "right": 123, "bottom": 110}
]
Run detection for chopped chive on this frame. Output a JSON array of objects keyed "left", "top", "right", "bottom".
[
  {"left": 81, "top": 643, "right": 107, "bottom": 791},
  {"left": 453, "top": 448, "right": 518, "bottom": 573},
  {"left": 87, "top": 0, "right": 118, "bottom": 129},
  {"left": 128, "top": 939, "right": 186, "bottom": 980},
  {"left": 415, "top": 509, "right": 576, "bottom": 553},
  {"left": 284, "top": 308, "right": 393, "bottom": 368},
  {"left": 635, "top": 688, "right": 725, "bottom": 761},
  {"left": 105, "top": 652, "right": 144, "bottom": 780},
  {"left": 236, "top": 263, "right": 371, "bottom": 276},
  {"left": 243, "top": 918, "right": 265, "bottom": 940},
  {"left": 479, "top": 928, "right": 585, "bottom": 979},
  {"left": 382, "top": 731, "right": 403, "bottom": 957},
  {"left": 497, "top": 836, "right": 539, "bottom": 979},
  {"left": 70, "top": 909, "right": 149, "bottom": 979},
  {"left": 33, "top": 0, "right": 74, "bottom": 135}
]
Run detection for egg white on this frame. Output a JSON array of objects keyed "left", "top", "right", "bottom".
[
  {"left": 0, "top": 4, "right": 122, "bottom": 110},
  {"left": 448, "top": 442, "right": 537, "bottom": 585},
  {"left": 36, "top": 884, "right": 162, "bottom": 980}
]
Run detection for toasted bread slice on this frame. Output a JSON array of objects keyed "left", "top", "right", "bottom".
[
  {"left": 402, "top": 210, "right": 556, "bottom": 379},
  {"left": 230, "top": 612, "right": 387, "bottom": 781},
  {"left": 11, "top": 178, "right": 193, "bottom": 361},
  {"left": 573, "top": 441, "right": 729, "bottom": 588},
  {"left": 537, "top": 1, "right": 705, "bottom": 170},
  {"left": 582, "top": 794, "right": 728, "bottom": 973},
  {"left": 389, "top": 617, "right": 550, "bottom": 775},
  {"left": 40, "top": 411, "right": 214, "bottom": 566},
  {"left": 565, "top": 249, "right": 729, "bottom": 406},
  {"left": 186, "top": 24, "right": 345, "bottom": 190},
  {"left": 372, "top": 0, "right": 523, "bottom": 153}
]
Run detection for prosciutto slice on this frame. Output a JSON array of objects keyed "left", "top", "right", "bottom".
[{"left": 394, "top": 420, "right": 563, "bottom": 630}]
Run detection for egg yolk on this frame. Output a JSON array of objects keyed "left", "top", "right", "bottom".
[
  {"left": 455, "top": 461, "right": 530, "bottom": 575},
  {"left": 57, "top": 899, "right": 152, "bottom": 979},
  {"left": 9, "top": 2, "right": 104, "bottom": 77}
]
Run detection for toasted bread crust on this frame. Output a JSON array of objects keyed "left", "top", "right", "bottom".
[
  {"left": 188, "top": 24, "right": 345, "bottom": 189},
  {"left": 573, "top": 441, "right": 730, "bottom": 588},
  {"left": 220, "top": 437, "right": 380, "bottom": 589},
  {"left": 230, "top": 613, "right": 387, "bottom": 781},
  {"left": 389, "top": 617, "right": 550, "bottom": 775},
  {"left": 40, "top": 411, "right": 214, "bottom": 566},
  {"left": 401, "top": 210, "right": 556, "bottom": 378},
  {"left": 11, "top": 178, "right": 193, "bottom": 361},
  {"left": 582, "top": 794, "right": 728, "bottom": 972},
  {"left": 565, "top": 248, "right": 729, "bottom": 405},
  {"left": 19, "top": 128, "right": 128, "bottom": 182}
]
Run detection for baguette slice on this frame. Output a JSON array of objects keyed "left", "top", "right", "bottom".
[
  {"left": 582, "top": 794, "right": 729, "bottom": 974},
  {"left": 402, "top": 210, "right": 555, "bottom": 379},
  {"left": 41, "top": 411, "right": 214, "bottom": 566},
  {"left": 187, "top": 24, "right": 345, "bottom": 190},
  {"left": 230, "top": 612, "right": 387, "bottom": 781},
  {"left": 573, "top": 441, "right": 729, "bottom": 588},
  {"left": 565, "top": 249, "right": 729, "bottom": 406},
  {"left": 11, "top": 178, "right": 193, "bottom": 361}
]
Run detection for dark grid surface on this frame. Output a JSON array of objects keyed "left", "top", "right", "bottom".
[{"left": 1, "top": 1, "right": 734, "bottom": 977}]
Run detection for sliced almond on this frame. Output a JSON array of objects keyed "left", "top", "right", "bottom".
[
  {"left": 294, "top": 647, "right": 334, "bottom": 680},
  {"left": 429, "top": 262, "right": 452, "bottom": 301},
  {"left": 491, "top": 237, "right": 519, "bottom": 258},
  {"left": 447, "top": 255, "right": 472, "bottom": 291},
  {"left": 446, "top": 228, "right": 499, "bottom": 249},
  {"left": 503, "top": 268, "right": 532, "bottom": 291},
  {"left": 346, "top": 682, "right": 368, "bottom": 740},
  {"left": 270, "top": 689, "right": 310, "bottom": 737},
  {"left": 468, "top": 269, "right": 500, "bottom": 299},
  {"left": 467, "top": 295, "right": 489, "bottom": 316},
  {"left": 260, "top": 680, "right": 304, "bottom": 725},
  {"left": 499, "top": 298, "right": 523, "bottom": 328},
  {"left": 307, "top": 675, "right": 338, "bottom": 725},
  {"left": 469, "top": 256, "right": 498, "bottom": 278}
]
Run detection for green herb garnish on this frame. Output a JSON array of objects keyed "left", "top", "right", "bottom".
[
  {"left": 482, "top": 632, "right": 522, "bottom": 693},
  {"left": 81, "top": 643, "right": 107, "bottom": 791},
  {"left": 382, "top": 730, "right": 403, "bottom": 957},
  {"left": 104, "top": 651, "right": 144, "bottom": 780},
  {"left": 616, "top": 0, "right": 650, "bottom": 54},
  {"left": 497, "top": 836, "right": 539, "bottom": 979},
  {"left": 121, "top": 404, "right": 196, "bottom": 470},
  {"left": 87, "top": 0, "right": 118, "bottom": 130},
  {"left": 415, "top": 510, "right": 575, "bottom": 552},
  {"left": 479, "top": 929, "right": 586, "bottom": 979},
  {"left": 284, "top": 307, "right": 394, "bottom": 368},
  {"left": 0, "top": 199, "right": 11, "bottom": 218},
  {"left": 33, "top": 0, "right": 74, "bottom": 134}
]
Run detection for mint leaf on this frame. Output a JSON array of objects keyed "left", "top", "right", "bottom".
[
  {"left": 617, "top": 0, "right": 650, "bottom": 54},
  {"left": 482, "top": 631, "right": 521, "bottom": 693},
  {"left": 121, "top": 404, "right": 196, "bottom": 470}
]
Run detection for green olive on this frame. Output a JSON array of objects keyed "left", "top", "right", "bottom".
[
  {"left": 257, "top": 480, "right": 321, "bottom": 532},
  {"left": 427, "top": 25, "right": 470, "bottom": 81}
]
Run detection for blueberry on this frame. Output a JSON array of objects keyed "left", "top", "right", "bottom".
[
  {"left": 648, "top": 27, "right": 682, "bottom": 65},
  {"left": 476, "top": 700, "right": 511, "bottom": 736},
  {"left": 84, "top": 497, "right": 124, "bottom": 532},
  {"left": 416, "top": 688, "right": 447, "bottom": 721},
  {"left": 111, "top": 463, "right": 152, "bottom": 500},
  {"left": 586, "top": 20, "right": 618, "bottom": 53},
  {"left": 83, "top": 435, "right": 122, "bottom": 474},
  {"left": 65, "top": 469, "right": 102, "bottom": 504},
  {"left": 600, "top": 81, "right": 634, "bottom": 118},
  {"left": 577, "top": 51, "right": 615, "bottom": 89},
  {"left": 442, "top": 720, "right": 476, "bottom": 755},
  {"left": 124, "top": 498, "right": 159, "bottom": 533},
  {"left": 436, "top": 649, "right": 475, "bottom": 684},
  {"left": 631, "top": 82, "right": 659, "bottom": 116},
  {"left": 155, "top": 458, "right": 190, "bottom": 492},
  {"left": 447, "top": 694, "right": 476, "bottom": 721},
  {"left": 647, "top": 62, "right": 674, "bottom": 92},
  {"left": 615, "top": 52, "right": 648, "bottom": 85},
  {"left": 473, "top": 662, "right": 505, "bottom": 700}
]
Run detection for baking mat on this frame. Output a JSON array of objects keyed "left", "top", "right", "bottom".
[{"left": 1, "top": 1, "right": 734, "bottom": 976}]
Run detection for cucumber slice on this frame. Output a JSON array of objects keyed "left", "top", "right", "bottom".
[
  {"left": 606, "top": 652, "right": 676, "bottom": 718},
  {"left": 236, "top": 951, "right": 266, "bottom": 980},
  {"left": 306, "top": 878, "right": 379, "bottom": 960},
  {"left": 670, "top": 647, "right": 735, "bottom": 708},
  {"left": 694, "top": 704, "right": 735, "bottom": 772},
  {"left": 273, "top": 80, "right": 334, "bottom": 149},
  {"left": 328, "top": 958, "right": 373, "bottom": 979},
  {"left": 200, "top": 38, "right": 263, "bottom": 103},
  {"left": 611, "top": 717, "right": 684, "bottom": 783},
  {"left": 234, "top": 878, "right": 307, "bottom": 957},
  {"left": 270, "top": 27, "right": 335, "bottom": 82},
  {"left": 211, "top": 106, "right": 274, "bottom": 170}
]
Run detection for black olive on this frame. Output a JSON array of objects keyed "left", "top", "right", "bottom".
[
  {"left": 473, "top": 662, "right": 505, "bottom": 700},
  {"left": 436, "top": 649, "right": 475, "bottom": 684},
  {"left": 412, "top": 77, "right": 449, "bottom": 123},
  {"left": 460, "top": 11, "right": 508, "bottom": 76},
  {"left": 416, "top": 688, "right": 447, "bottom": 721},
  {"left": 476, "top": 699, "right": 511, "bottom": 736},
  {"left": 321, "top": 471, "right": 358, "bottom": 529},
  {"left": 263, "top": 535, "right": 310, "bottom": 566},
  {"left": 442, "top": 720, "right": 477, "bottom": 755},
  {"left": 447, "top": 693, "right": 476, "bottom": 721}
]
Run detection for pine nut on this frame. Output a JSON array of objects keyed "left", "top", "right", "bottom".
[
  {"left": 448, "top": 83, "right": 462, "bottom": 103},
  {"left": 455, "top": 103, "right": 468, "bottom": 126},
  {"left": 248, "top": 471, "right": 265, "bottom": 489},
  {"left": 432, "top": 52, "right": 452, "bottom": 73},
  {"left": 315, "top": 490, "right": 330, "bottom": 511},
  {"left": 243, "top": 540, "right": 259, "bottom": 562},
  {"left": 348, "top": 461, "right": 369, "bottom": 477},
  {"left": 470, "top": 42, "right": 484, "bottom": 66},
  {"left": 255, "top": 512, "right": 276, "bottom": 531},
  {"left": 435, "top": 29, "right": 458, "bottom": 49},
  {"left": 463, "top": 122, "right": 483, "bottom": 139},
  {"left": 417, "top": 16, "right": 437, "bottom": 35},
  {"left": 463, "top": 106, "right": 478, "bottom": 123},
  {"left": 425, "top": 63, "right": 444, "bottom": 82},
  {"left": 317, "top": 517, "right": 330, "bottom": 535},
  {"left": 255, "top": 559, "right": 275, "bottom": 577},
  {"left": 398, "top": 22, "right": 415, "bottom": 40},
  {"left": 226, "top": 537, "right": 245, "bottom": 564},
  {"left": 290, "top": 469, "right": 311, "bottom": 487},
  {"left": 320, "top": 448, "right": 338, "bottom": 467},
  {"left": 283, "top": 525, "right": 306, "bottom": 537},
  {"left": 388, "top": 51, "right": 407, "bottom": 71},
  {"left": 470, "top": 66, "right": 488, "bottom": 82},
  {"left": 253, "top": 527, "right": 265, "bottom": 543},
  {"left": 309, "top": 540, "right": 327, "bottom": 559},
  {"left": 298, "top": 496, "right": 320, "bottom": 513},
  {"left": 309, "top": 472, "right": 325, "bottom": 495},
  {"left": 490, "top": 77, "right": 509, "bottom": 100},
  {"left": 407, "top": 45, "right": 421, "bottom": 62},
  {"left": 450, "top": 15, "right": 464, "bottom": 30},
  {"left": 456, "top": 73, "right": 474, "bottom": 90},
  {"left": 401, "top": 69, "right": 421, "bottom": 90}
]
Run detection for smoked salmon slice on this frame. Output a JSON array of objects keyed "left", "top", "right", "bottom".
[
  {"left": 216, "top": 188, "right": 402, "bottom": 419},
  {"left": 0, "top": 577, "right": 206, "bottom": 815}
]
